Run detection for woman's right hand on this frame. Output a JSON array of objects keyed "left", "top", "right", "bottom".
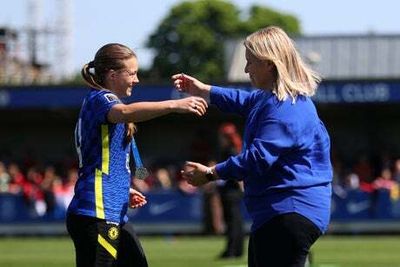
[
  {"left": 129, "top": 188, "right": 147, "bottom": 209},
  {"left": 174, "top": 96, "right": 208, "bottom": 116},
  {"left": 171, "top": 73, "right": 211, "bottom": 99}
]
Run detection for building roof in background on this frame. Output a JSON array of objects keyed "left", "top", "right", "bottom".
[{"left": 226, "top": 34, "right": 400, "bottom": 82}]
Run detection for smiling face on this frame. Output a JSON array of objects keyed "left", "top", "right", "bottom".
[
  {"left": 106, "top": 56, "right": 139, "bottom": 98},
  {"left": 244, "top": 48, "right": 275, "bottom": 90}
]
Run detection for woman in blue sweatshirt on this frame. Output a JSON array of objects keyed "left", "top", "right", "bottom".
[{"left": 173, "top": 26, "right": 332, "bottom": 267}]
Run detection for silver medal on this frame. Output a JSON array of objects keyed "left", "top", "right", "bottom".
[{"left": 135, "top": 167, "right": 149, "bottom": 180}]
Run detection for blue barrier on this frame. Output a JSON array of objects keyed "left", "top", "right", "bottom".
[
  {"left": 2, "top": 189, "right": 400, "bottom": 228},
  {"left": 331, "top": 189, "right": 372, "bottom": 220},
  {"left": 0, "top": 193, "right": 33, "bottom": 222},
  {"left": 330, "top": 189, "right": 400, "bottom": 220},
  {"left": 127, "top": 190, "right": 203, "bottom": 223}
]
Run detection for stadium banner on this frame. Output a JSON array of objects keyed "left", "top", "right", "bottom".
[
  {"left": 3, "top": 189, "right": 400, "bottom": 235},
  {"left": 0, "top": 190, "right": 207, "bottom": 223},
  {"left": 1, "top": 80, "right": 400, "bottom": 108},
  {"left": 312, "top": 81, "right": 400, "bottom": 104},
  {"left": 127, "top": 190, "right": 203, "bottom": 223},
  {"left": 2, "top": 189, "right": 400, "bottom": 224}
]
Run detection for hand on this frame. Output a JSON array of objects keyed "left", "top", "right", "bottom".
[
  {"left": 181, "top": 161, "right": 210, "bottom": 186},
  {"left": 175, "top": 96, "right": 208, "bottom": 116},
  {"left": 171, "top": 73, "right": 211, "bottom": 99},
  {"left": 129, "top": 188, "right": 147, "bottom": 209}
]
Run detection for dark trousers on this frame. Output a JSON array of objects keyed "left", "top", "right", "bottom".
[
  {"left": 219, "top": 188, "right": 244, "bottom": 256},
  {"left": 248, "top": 212, "right": 321, "bottom": 267},
  {"left": 66, "top": 213, "right": 148, "bottom": 267}
]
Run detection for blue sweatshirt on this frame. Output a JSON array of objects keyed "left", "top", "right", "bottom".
[{"left": 211, "top": 86, "right": 332, "bottom": 233}]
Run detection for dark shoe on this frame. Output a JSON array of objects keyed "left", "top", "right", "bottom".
[{"left": 218, "top": 251, "right": 242, "bottom": 259}]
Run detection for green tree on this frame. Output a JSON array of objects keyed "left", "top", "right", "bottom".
[
  {"left": 146, "top": 0, "right": 300, "bottom": 83},
  {"left": 240, "top": 5, "right": 300, "bottom": 35}
]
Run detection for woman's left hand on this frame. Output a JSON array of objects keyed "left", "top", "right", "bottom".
[
  {"left": 181, "top": 161, "right": 210, "bottom": 186},
  {"left": 129, "top": 188, "right": 147, "bottom": 209}
]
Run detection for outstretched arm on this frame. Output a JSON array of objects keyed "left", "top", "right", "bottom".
[
  {"left": 107, "top": 96, "right": 208, "bottom": 123},
  {"left": 172, "top": 73, "right": 254, "bottom": 117}
]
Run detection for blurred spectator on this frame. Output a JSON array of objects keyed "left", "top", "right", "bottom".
[
  {"left": 374, "top": 152, "right": 392, "bottom": 177},
  {"left": 7, "top": 162, "right": 25, "bottom": 194},
  {"left": 393, "top": 159, "right": 400, "bottom": 184},
  {"left": 331, "top": 158, "right": 344, "bottom": 186},
  {"left": 373, "top": 167, "right": 394, "bottom": 190},
  {"left": 350, "top": 155, "right": 376, "bottom": 193},
  {"left": 165, "top": 164, "right": 180, "bottom": 188},
  {"left": 132, "top": 164, "right": 179, "bottom": 192},
  {"left": 0, "top": 161, "right": 11, "bottom": 192},
  {"left": 371, "top": 167, "right": 399, "bottom": 216},
  {"left": 132, "top": 177, "right": 151, "bottom": 193},
  {"left": 24, "top": 166, "right": 45, "bottom": 216},
  {"left": 54, "top": 167, "right": 78, "bottom": 212},
  {"left": 144, "top": 167, "right": 174, "bottom": 191},
  {"left": 215, "top": 122, "right": 244, "bottom": 259},
  {"left": 40, "top": 165, "right": 60, "bottom": 217},
  {"left": 353, "top": 154, "right": 374, "bottom": 183},
  {"left": 189, "top": 128, "right": 213, "bottom": 164},
  {"left": 202, "top": 160, "right": 224, "bottom": 235},
  {"left": 4, "top": 151, "right": 400, "bottom": 224},
  {"left": 344, "top": 172, "right": 360, "bottom": 190},
  {"left": 331, "top": 158, "right": 349, "bottom": 198},
  {"left": 155, "top": 168, "right": 173, "bottom": 189}
]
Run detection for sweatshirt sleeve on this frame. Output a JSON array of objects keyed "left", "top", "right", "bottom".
[
  {"left": 210, "top": 86, "right": 254, "bottom": 117},
  {"left": 215, "top": 118, "right": 296, "bottom": 180}
]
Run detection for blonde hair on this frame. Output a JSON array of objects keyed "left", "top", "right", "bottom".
[
  {"left": 81, "top": 43, "right": 137, "bottom": 140},
  {"left": 244, "top": 26, "right": 321, "bottom": 101}
]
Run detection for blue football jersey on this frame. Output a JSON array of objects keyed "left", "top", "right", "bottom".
[{"left": 68, "top": 89, "right": 131, "bottom": 223}]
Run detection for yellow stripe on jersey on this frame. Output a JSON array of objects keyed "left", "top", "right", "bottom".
[
  {"left": 95, "top": 168, "right": 105, "bottom": 219},
  {"left": 98, "top": 234, "right": 117, "bottom": 259},
  {"left": 101, "top": 125, "right": 110, "bottom": 175}
]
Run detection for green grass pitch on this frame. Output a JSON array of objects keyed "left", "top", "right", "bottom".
[{"left": 0, "top": 235, "right": 400, "bottom": 267}]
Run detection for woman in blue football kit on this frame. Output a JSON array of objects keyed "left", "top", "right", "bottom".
[
  {"left": 66, "top": 43, "right": 208, "bottom": 267},
  {"left": 173, "top": 26, "right": 332, "bottom": 267}
]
